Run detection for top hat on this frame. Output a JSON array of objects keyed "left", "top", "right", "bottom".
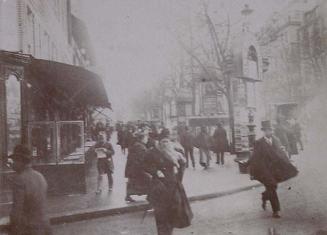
[
  {"left": 9, "top": 144, "right": 32, "bottom": 163},
  {"left": 261, "top": 120, "right": 273, "bottom": 131}
]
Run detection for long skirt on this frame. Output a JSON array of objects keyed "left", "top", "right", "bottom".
[{"left": 126, "top": 176, "right": 150, "bottom": 196}]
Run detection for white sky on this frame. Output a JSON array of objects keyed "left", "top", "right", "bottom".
[{"left": 77, "top": 0, "right": 285, "bottom": 121}]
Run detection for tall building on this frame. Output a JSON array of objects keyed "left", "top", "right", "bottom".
[
  {"left": 0, "top": 0, "right": 109, "bottom": 197},
  {"left": 0, "top": 0, "right": 93, "bottom": 67},
  {"left": 257, "top": 0, "right": 326, "bottom": 120}
]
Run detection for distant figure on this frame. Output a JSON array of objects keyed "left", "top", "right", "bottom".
[
  {"left": 293, "top": 119, "right": 304, "bottom": 151},
  {"left": 95, "top": 121, "right": 105, "bottom": 140},
  {"left": 248, "top": 121, "right": 298, "bottom": 218},
  {"left": 180, "top": 126, "right": 195, "bottom": 169},
  {"left": 285, "top": 119, "right": 299, "bottom": 158},
  {"left": 117, "top": 126, "right": 127, "bottom": 154},
  {"left": 195, "top": 126, "right": 211, "bottom": 169},
  {"left": 274, "top": 119, "right": 290, "bottom": 156},
  {"left": 212, "top": 122, "right": 229, "bottom": 165},
  {"left": 95, "top": 134, "right": 115, "bottom": 194},
  {"left": 9, "top": 145, "right": 52, "bottom": 235}
]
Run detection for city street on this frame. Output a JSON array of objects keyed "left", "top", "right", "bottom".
[
  {"left": 1, "top": 1, "right": 327, "bottom": 235},
  {"left": 53, "top": 144, "right": 327, "bottom": 235}
]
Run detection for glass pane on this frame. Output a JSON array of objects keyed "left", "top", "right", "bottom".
[
  {"left": 58, "top": 122, "right": 84, "bottom": 163},
  {"left": 6, "top": 75, "right": 22, "bottom": 156},
  {"left": 29, "top": 123, "right": 56, "bottom": 164}
]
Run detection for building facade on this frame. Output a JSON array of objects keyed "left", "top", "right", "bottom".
[
  {"left": 257, "top": 0, "right": 326, "bottom": 121},
  {"left": 0, "top": 0, "right": 93, "bottom": 67},
  {"left": 0, "top": 0, "right": 108, "bottom": 196}
]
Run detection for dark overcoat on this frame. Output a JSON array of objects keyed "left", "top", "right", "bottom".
[
  {"left": 195, "top": 132, "right": 211, "bottom": 150},
  {"left": 212, "top": 127, "right": 229, "bottom": 153},
  {"left": 10, "top": 167, "right": 52, "bottom": 235},
  {"left": 249, "top": 136, "right": 298, "bottom": 186},
  {"left": 180, "top": 131, "right": 194, "bottom": 149},
  {"left": 145, "top": 148, "right": 193, "bottom": 229},
  {"left": 125, "top": 141, "right": 147, "bottom": 178},
  {"left": 125, "top": 141, "right": 150, "bottom": 195},
  {"left": 274, "top": 124, "right": 290, "bottom": 152}
]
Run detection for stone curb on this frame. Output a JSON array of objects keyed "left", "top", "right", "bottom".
[{"left": 0, "top": 183, "right": 262, "bottom": 232}]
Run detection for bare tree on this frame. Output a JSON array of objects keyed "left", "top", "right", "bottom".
[{"left": 177, "top": 3, "right": 236, "bottom": 151}]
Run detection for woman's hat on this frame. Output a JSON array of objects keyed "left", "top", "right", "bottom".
[
  {"left": 160, "top": 128, "right": 170, "bottom": 138},
  {"left": 261, "top": 120, "right": 273, "bottom": 131},
  {"left": 9, "top": 144, "right": 32, "bottom": 163}
]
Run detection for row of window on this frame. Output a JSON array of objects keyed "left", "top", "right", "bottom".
[{"left": 25, "top": 5, "right": 70, "bottom": 63}]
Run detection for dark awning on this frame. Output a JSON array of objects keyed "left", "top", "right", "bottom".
[{"left": 26, "top": 58, "right": 111, "bottom": 109}]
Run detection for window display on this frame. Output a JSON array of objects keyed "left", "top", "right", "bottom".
[
  {"left": 28, "top": 121, "right": 85, "bottom": 164},
  {"left": 6, "top": 75, "right": 22, "bottom": 156}
]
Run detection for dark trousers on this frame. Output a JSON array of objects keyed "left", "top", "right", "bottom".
[
  {"left": 107, "top": 173, "right": 113, "bottom": 188},
  {"left": 183, "top": 146, "right": 195, "bottom": 168},
  {"left": 154, "top": 206, "right": 173, "bottom": 235},
  {"left": 199, "top": 149, "right": 210, "bottom": 167},
  {"left": 216, "top": 151, "right": 225, "bottom": 165},
  {"left": 262, "top": 184, "right": 280, "bottom": 213}
]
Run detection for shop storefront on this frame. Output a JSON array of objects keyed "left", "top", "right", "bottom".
[{"left": 0, "top": 50, "right": 110, "bottom": 197}]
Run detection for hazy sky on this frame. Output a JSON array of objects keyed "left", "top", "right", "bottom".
[{"left": 76, "top": 0, "right": 284, "bottom": 121}]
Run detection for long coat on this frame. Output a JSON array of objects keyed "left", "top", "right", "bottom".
[
  {"left": 212, "top": 127, "right": 229, "bottom": 153},
  {"left": 274, "top": 123, "right": 290, "bottom": 153},
  {"left": 10, "top": 166, "right": 51, "bottom": 235},
  {"left": 180, "top": 131, "right": 194, "bottom": 149},
  {"left": 125, "top": 141, "right": 150, "bottom": 195},
  {"left": 145, "top": 147, "right": 193, "bottom": 229},
  {"left": 195, "top": 132, "right": 211, "bottom": 150},
  {"left": 249, "top": 136, "right": 298, "bottom": 186}
]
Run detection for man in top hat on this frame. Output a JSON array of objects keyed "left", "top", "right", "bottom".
[
  {"left": 9, "top": 144, "right": 52, "bottom": 235},
  {"left": 248, "top": 121, "right": 298, "bottom": 219}
]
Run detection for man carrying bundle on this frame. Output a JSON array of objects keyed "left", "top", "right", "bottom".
[{"left": 248, "top": 121, "right": 298, "bottom": 218}]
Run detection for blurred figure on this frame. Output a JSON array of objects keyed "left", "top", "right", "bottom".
[
  {"left": 124, "top": 130, "right": 151, "bottom": 202},
  {"left": 293, "top": 118, "right": 304, "bottom": 151},
  {"left": 212, "top": 122, "right": 228, "bottom": 165},
  {"left": 9, "top": 145, "right": 52, "bottom": 235},
  {"left": 274, "top": 119, "right": 290, "bottom": 156},
  {"left": 180, "top": 126, "right": 195, "bottom": 169},
  {"left": 95, "top": 121, "right": 105, "bottom": 140},
  {"left": 125, "top": 126, "right": 137, "bottom": 152},
  {"left": 117, "top": 125, "right": 127, "bottom": 154},
  {"left": 248, "top": 121, "right": 298, "bottom": 218},
  {"left": 95, "top": 134, "right": 115, "bottom": 194},
  {"left": 195, "top": 126, "right": 211, "bottom": 169},
  {"left": 285, "top": 119, "right": 299, "bottom": 158}
]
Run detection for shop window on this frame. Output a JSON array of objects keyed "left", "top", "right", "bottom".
[
  {"left": 6, "top": 74, "right": 22, "bottom": 156},
  {"left": 28, "top": 121, "right": 84, "bottom": 164}
]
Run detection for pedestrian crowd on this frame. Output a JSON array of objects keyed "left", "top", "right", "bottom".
[{"left": 5, "top": 118, "right": 303, "bottom": 235}]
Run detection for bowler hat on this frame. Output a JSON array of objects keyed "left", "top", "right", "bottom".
[
  {"left": 9, "top": 144, "right": 32, "bottom": 164},
  {"left": 261, "top": 120, "right": 273, "bottom": 131}
]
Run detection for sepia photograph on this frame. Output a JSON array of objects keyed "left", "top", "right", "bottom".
[{"left": 0, "top": 0, "right": 326, "bottom": 234}]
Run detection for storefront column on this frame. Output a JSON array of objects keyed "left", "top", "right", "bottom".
[{"left": 0, "top": 65, "right": 6, "bottom": 168}]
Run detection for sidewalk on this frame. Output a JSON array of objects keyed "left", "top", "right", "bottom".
[{"left": 0, "top": 138, "right": 260, "bottom": 228}]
